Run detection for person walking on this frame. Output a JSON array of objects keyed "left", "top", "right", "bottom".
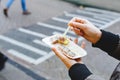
[
  {"left": 3, "top": 0, "right": 31, "bottom": 17},
  {"left": 52, "top": 17, "right": 120, "bottom": 80}
]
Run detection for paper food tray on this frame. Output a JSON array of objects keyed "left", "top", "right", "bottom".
[{"left": 42, "top": 34, "right": 87, "bottom": 59}]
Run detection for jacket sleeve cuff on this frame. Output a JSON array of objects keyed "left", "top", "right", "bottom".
[
  {"left": 69, "top": 63, "right": 92, "bottom": 80},
  {"left": 92, "top": 30, "right": 119, "bottom": 55}
]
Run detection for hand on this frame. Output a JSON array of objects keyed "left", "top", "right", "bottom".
[
  {"left": 52, "top": 38, "right": 85, "bottom": 69},
  {"left": 68, "top": 17, "right": 102, "bottom": 44}
]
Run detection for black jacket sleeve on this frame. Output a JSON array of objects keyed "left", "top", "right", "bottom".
[
  {"left": 69, "top": 30, "right": 120, "bottom": 80},
  {"left": 92, "top": 30, "right": 120, "bottom": 60},
  {"left": 69, "top": 63, "right": 92, "bottom": 80}
]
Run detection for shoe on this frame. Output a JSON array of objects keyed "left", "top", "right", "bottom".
[
  {"left": 23, "top": 10, "right": 31, "bottom": 15},
  {"left": 3, "top": 8, "right": 8, "bottom": 17},
  {"left": 0, "top": 52, "right": 8, "bottom": 71}
]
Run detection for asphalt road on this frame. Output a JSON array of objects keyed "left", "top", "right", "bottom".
[{"left": 0, "top": 0, "right": 120, "bottom": 80}]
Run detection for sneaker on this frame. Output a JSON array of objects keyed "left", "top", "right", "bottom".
[
  {"left": 3, "top": 8, "right": 8, "bottom": 17},
  {"left": 0, "top": 53, "right": 8, "bottom": 71},
  {"left": 23, "top": 10, "right": 31, "bottom": 15}
]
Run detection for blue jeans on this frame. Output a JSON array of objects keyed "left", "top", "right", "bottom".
[{"left": 6, "top": 0, "right": 27, "bottom": 11}]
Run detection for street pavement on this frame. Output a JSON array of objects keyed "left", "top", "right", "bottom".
[
  {"left": 0, "top": 0, "right": 120, "bottom": 80},
  {"left": 0, "top": 0, "right": 77, "bottom": 80}
]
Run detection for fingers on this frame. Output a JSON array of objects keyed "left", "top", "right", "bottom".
[
  {"left": 52, "top": 47, "right": 82, "bottom": 63},
  {"left": 70, "top": 17, "right": 86, "bottom": 23},
  {"left": 52, "top": 47, "right": 57, "bottom": 54},
  {"left": 68, "top": 17, "right": 87, "bottom": 29},
  {"left": 74, "top": 38, "right": 78, "bottom": 44},
  {"left": 73, "top": 27, "right": 84, "bottom": 36},
  {"left": 75, "top": 58, "right": 81, "bottom": 62},
  {"left": 69, "top": 22, "right": 86, "bottom": 29},
  {"left": 80, "top": 41, "right": 86, "bottom": 49},
  {"left": 52, "top": 47, "right": 61, "bottom": 56},
  {"left": 73, "top": 38, "right": 86, "bottom": 49},
  {"left": 52, "top": 47, "right": 66, "bottom": 58}
]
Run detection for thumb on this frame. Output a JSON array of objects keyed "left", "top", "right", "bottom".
[
  {"left": 52, "top": 47, "right": 59, "bottom": 54},
  {"left": 51, "top": 47, "right": 56, "bottom": 52}
]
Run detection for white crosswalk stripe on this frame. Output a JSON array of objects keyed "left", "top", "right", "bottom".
[
  {"left": 0, "top": 35, "right": 47, "bottom": 55},
  {"left": 33, "top": 39, "right": 49, "bottom": 48},
  {"left": 52, "top": 17, "right": 69, "bottom": 23},
  {"left": 85, "top": 7, "right": 120, "bottom": 16},
  {"left": 19, "top": 28, "right": 47, "bottom": 38},
  {"left": 37, "top": 22, "right": 74, "bottom": 35},
  {"left": 8, "top": 49, "right": 36, "bottom": 63},
  {"left": 0, "top": 7, "right": 120, "bottom": 64},
  {"left": 34, "top": 52, "right": 54, "bottom": 65},
  {"left": 100, "top": 18, "right": 120, "bottom": 29},
  {"left": 76, "top": 10, "right": 113, "bottom": 21},
  {"left": 64, "top": 12, "right": 107, "bottom": 24},
  {"left": 52, "top": 17, "right": 102, "bottom": 27}
]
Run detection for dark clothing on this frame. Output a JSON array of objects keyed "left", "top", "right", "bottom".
[
  {"left": 69, "top": 63, "right": 92, "bottom": 80},
  {"left": 0, "top": 52, "right": 8, "bottom": 71},
  {"left": 69, "top": 30, "right": 120, "bottom": 80},
  {"left": 93, "top": 30, "right": 120, "bottom": 60}
]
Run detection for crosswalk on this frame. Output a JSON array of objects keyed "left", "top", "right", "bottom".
[{"left": 0, "top": 7, "right": 120, "bottom": 65}]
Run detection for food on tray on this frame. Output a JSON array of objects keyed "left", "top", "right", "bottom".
[
  {"left": 58, "top": 46, "right": 76, "bottom": 58},
  {"left": 42, "top": 34, "right": 87, "bottom": 59},
  {"left": 52, "top": 36, "right": 69, "bottom": 45}
]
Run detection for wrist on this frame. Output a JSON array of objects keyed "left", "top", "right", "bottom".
[
  {"left": 93, "top": 30, "right": 102, "bottom": 44},
  {"left": 69, "top": 63, "right": 92, "bottom": 80}
]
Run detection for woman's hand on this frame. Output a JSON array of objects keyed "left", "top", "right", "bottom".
[
  {"left": 68, "top": 17, "right": 102, "bottom": 44},
  {"left": 52, "top": 38, "right": 85, "bottom": 69}
]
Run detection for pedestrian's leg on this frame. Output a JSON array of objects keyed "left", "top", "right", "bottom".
[
  {"left": 3, "top": 0, "right": 14, "bottom": 17},
  {"left": 21, "top": 0, "right": 31, "bottom": 15},
  {"left": 6, "top": 0, "right": 14, "bottom": 9},
  {"left": 21, "top": 0, "right": 26, "bottom": 11}
]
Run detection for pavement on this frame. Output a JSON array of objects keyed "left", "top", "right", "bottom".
[
  {"left": 0, "top": 0, "right": 120, "bottom": 80},
  {"left": 0, "top": 0, "right": 77, "bottom": 80}
]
